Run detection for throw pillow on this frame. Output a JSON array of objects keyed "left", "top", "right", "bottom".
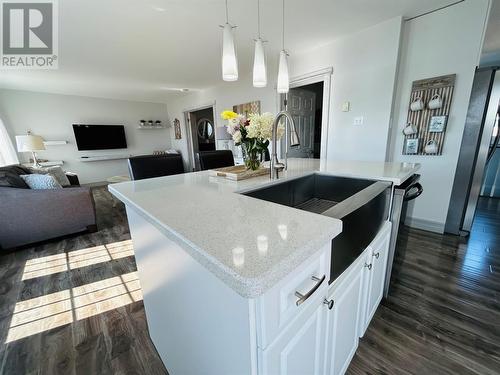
[
  {"left": 29, "top": 166, "right": 71, "bottom": 186},
  {"left": 0, "top": 164, "right": 32, "bottom": 175},
  {"left": 20, "top": 174, "right": 62, "bottom": 189}
]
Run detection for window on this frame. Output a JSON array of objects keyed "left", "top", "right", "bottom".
[{"left": 0, "top": 117, "right": 19, "bottom": 166}]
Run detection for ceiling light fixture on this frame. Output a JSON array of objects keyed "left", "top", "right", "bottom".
[
  {"left": 276, "top": 0, "right": 289, "bottom": 94},
  {"left": 253, "top": 0, "right": 267, "bottom": 88},
  {"left": 220, "top": 0, "right": 238, "bottom": 82}
]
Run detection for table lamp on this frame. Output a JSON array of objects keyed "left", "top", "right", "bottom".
[{"left": 16, "top": 131, "right": 46, "bottom": 167}]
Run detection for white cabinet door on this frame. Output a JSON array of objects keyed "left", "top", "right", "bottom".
[
  {"left": 260, "top": 298, "right": 328, "bottom": 375},
  {"left": 325, "top": 262, "right": 364, "bottom": 375},
  {"left": 360, "top": 222, "right": 391, "bottom": 336}
]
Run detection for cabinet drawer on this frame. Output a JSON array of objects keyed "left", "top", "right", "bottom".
[{"left": 256, "top": 242, "right": 331, "bottom": 349}]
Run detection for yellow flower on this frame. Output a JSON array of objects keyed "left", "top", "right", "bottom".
[{"left": 221, "top": 110, "right": 238, "bottom": 120}]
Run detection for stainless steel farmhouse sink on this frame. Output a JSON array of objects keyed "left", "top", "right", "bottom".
[{"left": 241, "top": 173, "right": 392, "bottom": 282}]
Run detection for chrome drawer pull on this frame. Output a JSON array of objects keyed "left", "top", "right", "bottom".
[
  {"left": 323, "top": 298, "right": 334, "bottom": 310},
  {"left": 373, "top": 252, "right": 380, "bottom": 259},
  {"left": 365, "top": 263, "right": 372, "bottom": 270},
  {"left": 294, "top": 275, "right": 326, "bottom": 306}
]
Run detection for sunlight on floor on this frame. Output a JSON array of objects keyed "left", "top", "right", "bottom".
[
  {"left": 21, "top": 240, "right": 134, "bottom": 280},
  {"left": 7, "top": 239, "right": 142, "bottom": 343}
]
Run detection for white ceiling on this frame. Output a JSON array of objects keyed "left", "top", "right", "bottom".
[{"left": 0, "top": 0, "right": 461, "bottom": 103}]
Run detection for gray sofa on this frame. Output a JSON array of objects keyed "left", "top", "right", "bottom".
[{"left": 0, "top": 164, "right": 97, "bottom": 250}]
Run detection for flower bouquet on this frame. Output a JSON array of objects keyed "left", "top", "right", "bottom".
[{"left": 221, "top": 110, "right": 284, "bottom": 170}]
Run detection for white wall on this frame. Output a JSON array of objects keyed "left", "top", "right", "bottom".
[
  {"left": 388, "top": 0, "right": 491, "bottom": 232},
  {"left": 290, "top": 17, "right": 402, "bottom": 161},
  {"left": 0, "top": 89, "right": 171, "bottom": 183},
  {"left": 167, "top": 17, "right": 403, "bottom": 168}
]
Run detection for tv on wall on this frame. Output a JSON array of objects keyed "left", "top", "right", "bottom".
[{"left": 73, "top": 124, "right": 127, "bottom": 151}]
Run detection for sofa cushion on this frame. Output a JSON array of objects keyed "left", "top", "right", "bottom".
[
  {"left": 20, "top": 174, "right": 62, "bottom": 189},
  {"left": 0, "top": 171, "right": 30, "bottom": 188}
]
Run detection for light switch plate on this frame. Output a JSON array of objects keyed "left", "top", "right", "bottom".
[
  {"left": 353, "top": 116, "right": 364, "bottom": 126},
  {"left": 342, "top": 102, "right": 350, "bottom": 112}
]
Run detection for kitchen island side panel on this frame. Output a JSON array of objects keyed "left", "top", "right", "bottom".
[{"left": 127, "top": 207, "right": 256, "bottom": 375}]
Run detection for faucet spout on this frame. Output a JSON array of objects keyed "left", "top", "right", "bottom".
[{"left": 270, "top": 110, "right": 299, "bottom": 180}]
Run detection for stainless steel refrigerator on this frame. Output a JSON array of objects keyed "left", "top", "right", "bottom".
[{"left": 445, "top": 67, "right": 500, "bottom": 235}]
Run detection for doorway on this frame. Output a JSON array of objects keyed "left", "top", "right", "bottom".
[
  {"left": 284, "top": 82, "right": 323, "bottom": 159},
  {"left": 445, "top": 67, "right": 500, "bottom": 235},
  {"left": 480, "top": 110, "right": 500, "bottom": 198},
  {"left": 186, "top": 106, "right": 215, "bottom": 171},
  {"left": 280, "top": 68, "right": 331, "bottom": 160}
]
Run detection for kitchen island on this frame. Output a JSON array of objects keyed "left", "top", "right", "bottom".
[{"left": 109, "top": 158, "right": 419, "bottom": 375}]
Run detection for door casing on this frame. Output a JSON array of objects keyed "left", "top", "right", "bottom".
[
  {"left": 280, "top": 67, "right": 333, "bottom": 161},
  {"left": 183, "top": 102, "right": 216, "bottom": 172}
]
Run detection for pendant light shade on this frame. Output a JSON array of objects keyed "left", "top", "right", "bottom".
[
  {"left": 277, "top": 50, "right": 289, "bottom": 93},
  {"left": 253, "top": 39, "right": 267, "bottom": 88},
  {"left": 252, "top": 0, "right": 267, "bottom": 88},
  {"left": 222, "top": 23, "right": 238, "bottom": 81}
]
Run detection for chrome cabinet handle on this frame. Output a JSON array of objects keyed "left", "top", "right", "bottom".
[
  {"left": 373, "top": 252, "right": 380, "bottom": 259},
  {"left": 323, "top": 298, "right": 334, "bottom": 310},
  {"left": 294, "top": 275, "right": 326, "bottom": 306},
  {"left": 365, "top": 263, "right": 372, "bottom": 270}
]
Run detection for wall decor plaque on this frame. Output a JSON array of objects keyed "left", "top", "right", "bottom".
[
  {"left": 428, "top": 115, "right": 447, "bottom": 133},
  {"left": 233, "top": 101, "right": 261, "bottom": 117},
  {"left": 402, "top": 74, "right": 456, "bottom": 156},
  {"left": 174, "top": 118, "right": 182, "bottom": 139}
]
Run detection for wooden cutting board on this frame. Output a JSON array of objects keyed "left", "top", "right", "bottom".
[{"left": 209, "top": 165, "right": 269, "bottom": 181}]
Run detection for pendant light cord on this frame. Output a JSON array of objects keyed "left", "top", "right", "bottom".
[
  {"left": 282, "top": 0, "right": 285, "bottom": 50},
  {"left": 257, "top": 0, "right": 261, "bottom": 38},
  {"left": 225, "top": 0, "right": 229, "bottom": 23}
]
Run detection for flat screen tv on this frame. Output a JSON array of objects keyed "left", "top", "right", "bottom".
[{"left": 73, "top": 124, "right": 127, "bottom": 151}]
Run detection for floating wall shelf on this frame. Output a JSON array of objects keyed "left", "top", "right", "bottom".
[
  {"left": 44, "top": 140, "right": 68, "bottom": 146},
  {"left": 137, "top": 126, "right": 168, "bottom": 130},
  {"left": 79, "top": 154, "right": 131, "bottom": 162}
]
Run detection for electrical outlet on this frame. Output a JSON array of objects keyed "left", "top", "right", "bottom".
[
  {"left": 353, "top": 116, "right": 364, "bottom": 126},
  {"left": 342, "top": 102, "right": 350, "bottom": 112}
]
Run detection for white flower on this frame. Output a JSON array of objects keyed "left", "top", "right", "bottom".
[
  {"left": 232, "top": 130, "right": 242, "bottom": 143},
  {"left": 247, "top": 112, "right": 275, "bottom": 140}
]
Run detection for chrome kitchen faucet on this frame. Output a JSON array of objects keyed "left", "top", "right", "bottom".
[{"left": 270, "top": 110, "right": 300, "bottom": 180}]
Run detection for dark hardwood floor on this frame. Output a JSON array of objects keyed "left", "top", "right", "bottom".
[
  {"left": 349, "top": 197, "right": 500, "bottom": 375},
  {"left": 0, "top": 187, "right": 166, "bottom": 375},
  {"left": 0, "top": 189, "right": 499, "bottom": 374}
]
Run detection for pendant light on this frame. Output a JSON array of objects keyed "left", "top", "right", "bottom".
[
  {"left": 253, "top": 0, "right": 267, "bottom": 88},
  {"left": 276, "top": 0, "right": 289, "bottom": 93},
  {"left": 221, "top": 0, "right": 238, "bottom": 81}
]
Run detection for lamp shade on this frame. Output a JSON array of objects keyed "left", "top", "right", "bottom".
[
  {"left": 277, "top": 50, "right": 289, "bottom": 94},
  {"left": 16, "top": 134, "right": 45, "bottom": 152},
  {"left": 222, "top": 23, "right": 238, "bottom": 82},
  {"left": 253, "top": 39, "right": 267, "bottom": 88}
]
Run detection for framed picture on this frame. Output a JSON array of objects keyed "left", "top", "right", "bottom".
[
  {"left": 429, "top": 115, "right": 447, "bottom": 133},
  {"left": 405, "top": 138, "right": 419, "bottom": 154},
  {"left": 233, "top": 101, "right": 261, "bottom": 117}
]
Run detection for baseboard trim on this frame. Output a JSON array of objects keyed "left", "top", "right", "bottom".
[{"left": 405, "top": 217, "right": 445, "bottom": 234}]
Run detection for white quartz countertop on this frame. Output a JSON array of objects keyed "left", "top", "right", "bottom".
[{"left": 109, "top": 158, "right": 419, "bottom": 298}]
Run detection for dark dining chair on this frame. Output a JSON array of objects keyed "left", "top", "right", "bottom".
[
  {"left": 198, "top": 150, "right": 235, "bottom": 170},
  {"left": 128, "top": 154, "right": 184, "bottom": 181}
]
